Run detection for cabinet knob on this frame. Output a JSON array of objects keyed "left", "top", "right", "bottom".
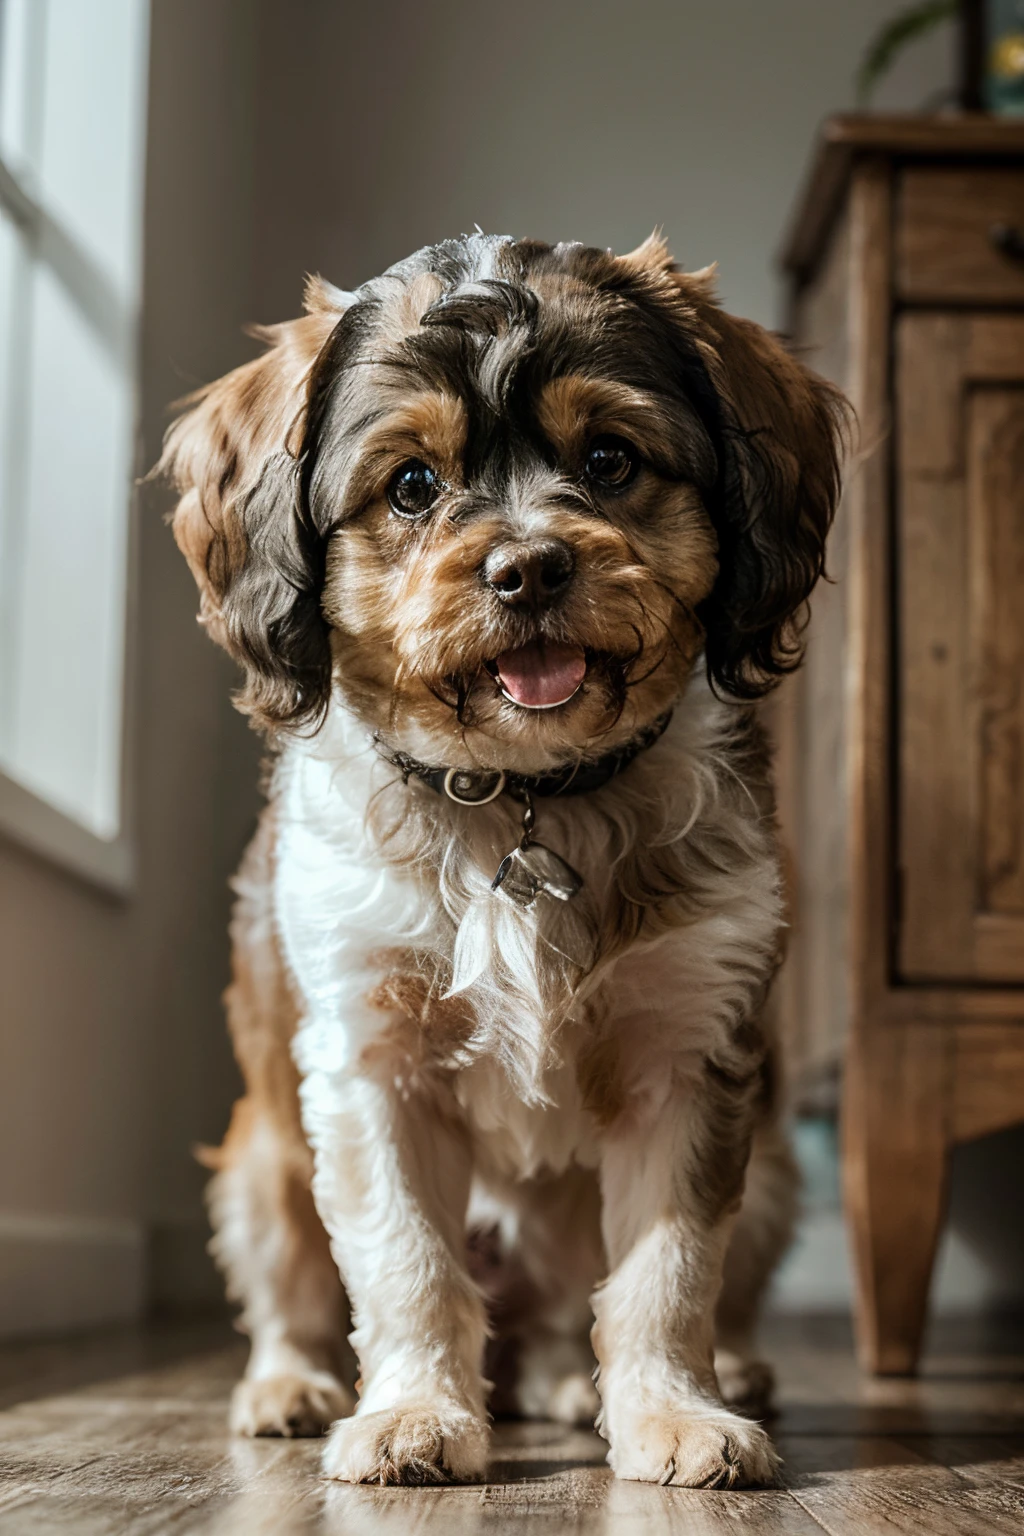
[{"left": 989, "top": 222, "right": 1024, "bottom": 264}]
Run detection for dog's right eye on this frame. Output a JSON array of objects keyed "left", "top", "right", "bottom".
[{"left": 387, "top": 460, "right": 439, "bottom": 519}]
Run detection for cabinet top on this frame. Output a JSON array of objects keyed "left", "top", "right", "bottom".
[{"left": 781, "top": 113, "right": 1024, "bottom": 285}]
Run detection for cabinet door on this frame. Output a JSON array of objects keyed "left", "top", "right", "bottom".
[{"left": 898, "top": 314, "right": 1024, "bottom": 983}]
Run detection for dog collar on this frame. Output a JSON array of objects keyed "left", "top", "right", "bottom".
[
  {"left": 373, "top": 709, "right": 673, "bottom": 808},
  {"left": 372, "top": 711, "right": 673, "bottom": 912}
]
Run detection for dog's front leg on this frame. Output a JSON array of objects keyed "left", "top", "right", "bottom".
[
  {"left": 593, "top": 1075, "right": 780, "bottom": 1488},
  {"left": 304, "top": 1065, "right": 488, "bottom": 1484}
]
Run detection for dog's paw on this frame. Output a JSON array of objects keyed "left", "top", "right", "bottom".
[
  {"left": 715, "top": 1349, "right": 776, "bottom": 1419},
  {"left": 546, "top": 1370, "right": 601, "bottom": 1426},
  {"left": 608, "top": 1405, "right": 780, "bottom": 1488},
  {"left": 322, "top": 1401, "right": 488, "bottom": 1484},
  {"left": 230, "top": 1372, "right": 354, "bottom": 1438}
]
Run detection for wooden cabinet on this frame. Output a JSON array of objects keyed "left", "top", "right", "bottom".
[{"left": 779, "top": 117, "right": 1024, "bottom": 1375}]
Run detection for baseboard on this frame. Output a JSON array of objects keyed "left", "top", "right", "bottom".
[{"left": 0, "top": 1213, "right": 145, "bottom": 1339}]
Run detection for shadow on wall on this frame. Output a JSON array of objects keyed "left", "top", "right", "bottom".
[
  {"left": 247, "top": 0, "right": 957, "bottom": 329},
  {"left": 773, "top": 1120, "right": 1024, "bottom": 1316}
]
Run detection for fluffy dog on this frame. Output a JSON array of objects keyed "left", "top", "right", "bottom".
[{"left": 160, "top": 232, "right": 845, "bottom": 1488}]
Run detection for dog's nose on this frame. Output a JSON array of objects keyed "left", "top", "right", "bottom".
[{"left": 482, "top": 539, "right": 575, "bottom": 609}]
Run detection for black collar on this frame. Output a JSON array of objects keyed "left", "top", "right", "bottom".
[{"left": 373, "top": 710, "right": 673, "bottom": 807}]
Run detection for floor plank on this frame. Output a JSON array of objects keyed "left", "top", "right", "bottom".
[
  {"left": 778, "top": 1433, "right": 1021, "bottom": 1536},
  {"left": 0, "top": 1315, "right": 1021, "bottom": 1533},
  {"left": 904, "top": 1433, "right": 1024, "bottom": 1490}
]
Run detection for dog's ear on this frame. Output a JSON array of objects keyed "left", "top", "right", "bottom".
[
  {"left": 686, "top": 290, "right": 849, "bottom": 699},
  {"left": 158, "top": 276, "right": 352, "bottom": 730},
  {"left": 619, "top": 238, "right": 849, "bottom": 699}
]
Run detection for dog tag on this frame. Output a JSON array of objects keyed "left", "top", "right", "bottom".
[{"left": 491, "top": 842, "right": 583, "bottom": 909}]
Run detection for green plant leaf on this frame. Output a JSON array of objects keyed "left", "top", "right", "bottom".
[{"left": 856, "top": 0, "right": 957, "bottom": 106}]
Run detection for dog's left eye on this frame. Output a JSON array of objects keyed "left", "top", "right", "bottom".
[
  {"left": 584, "top": 435, "right": 639, "bottom": 490},
  {"left": 387, "top": 459, "right": 439, "bottom": 519}
]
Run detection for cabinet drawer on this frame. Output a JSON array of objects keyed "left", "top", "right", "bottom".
[{"left": 897, "top": 168, "right": 1024, "bottom": 303}]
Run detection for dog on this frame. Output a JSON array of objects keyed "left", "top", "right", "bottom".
[{"left": 159, "top": 231, "right": 845, "bottom": 1488}]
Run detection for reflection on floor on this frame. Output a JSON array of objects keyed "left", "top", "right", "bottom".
[{"left": 0, "top": 1314, "right": 1022, "bottom": 1533}]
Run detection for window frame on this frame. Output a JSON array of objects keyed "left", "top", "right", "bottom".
[{"left": 0, "top": 0, "right": 149, "bottom": 896}]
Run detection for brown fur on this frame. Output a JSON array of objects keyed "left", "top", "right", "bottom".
[
  {"left": 376, "top": 270, "right": 445, "bottom": 345},
  {"left": 215, "top": 806, "right": 305, "bottom": 1150},
  {"left": 575, "top": 1029, "right": 628, "bottom": 1130},
  {"left": 536, "top": 375, "right": 717, "bottom": 488},
  {"left": 202, "top": 808, "right": 351, "bottom": 1429},
  {"left": 162, "top": 301, "right": 339, "bottom": 647},
  {"left": 325, "top": 492, "right": 713, "bottom": 772},
  {"left": 363, "top": 956, "right": 477, "bottom": 1070},
  {"left": 630, "top": 242, "right": 848, "bottom": 697}
]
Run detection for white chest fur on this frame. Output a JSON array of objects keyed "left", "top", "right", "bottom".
[{"left": 274, "top": 684, "right": 782, "bottom": 1183}]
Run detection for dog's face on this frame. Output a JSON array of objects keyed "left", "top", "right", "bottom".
[{"left": 162, "top": 234, "right": 846, "bottom": 770}]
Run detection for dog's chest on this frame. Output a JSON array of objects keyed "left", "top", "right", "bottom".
[
  {"left": 277, "top": 765, "right": 565, "bottom": 1062},
  {"left": 454, "top": 1052, "right": 599, "bottom": 1180},
  {"left": 277, "top": 789, "right": 610, "bottom": 1182},
  {"left": 276, "top": 701, "right": 781, "bottom": 1179}
]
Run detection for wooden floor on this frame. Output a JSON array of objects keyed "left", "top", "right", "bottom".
[{"left": 0, "top": 1314, "right": 1022, "bottom": 1533}]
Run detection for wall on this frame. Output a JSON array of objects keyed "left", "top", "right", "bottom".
[
  {"left": 248, "top": 0, "right": 954, "bottom": 326},
  {"left": 0, "top": 0, "right": 262, "bottom": 1334},
  {"left": 245, "top": 0, "right": 1021, "bottom": 1316},
  {"left": 246, "top": 0, "right": 1024, "bottom": 1315},
  {"left": 4, "top": 0, "right": 1017, "bottom": 1333}
]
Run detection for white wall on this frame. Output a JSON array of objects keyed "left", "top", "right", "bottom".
[{"left": 249, "top": 0, "right": 954, "bottom": 327}]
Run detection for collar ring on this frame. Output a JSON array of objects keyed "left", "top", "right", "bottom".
[{"left": 442, "top": 767, "right": 507, "bottom": 806}]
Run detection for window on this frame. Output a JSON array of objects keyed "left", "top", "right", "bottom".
[{"left": 0, "top": 0, "right": 149, "bottom": 891}]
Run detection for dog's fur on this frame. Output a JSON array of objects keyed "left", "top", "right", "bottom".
[{"left": 160, "top": 232, "right": 845, "bottom": 1488}]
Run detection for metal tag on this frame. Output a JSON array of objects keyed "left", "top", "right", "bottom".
[{"left": 491, "top": 842, "right": 583, "bottom": 909}]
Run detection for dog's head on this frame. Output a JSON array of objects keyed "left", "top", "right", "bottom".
[{"left": 160, "top": 233, "right": 846, "bottom": 771}]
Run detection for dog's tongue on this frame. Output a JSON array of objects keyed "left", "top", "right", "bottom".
[{"left": 494, "top": 640, "right": 587, "bottom": 708}]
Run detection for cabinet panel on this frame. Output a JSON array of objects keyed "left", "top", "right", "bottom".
[
  {"left": 898, "top": 314, "right": 1024, "bottom": 982},
  {"left": 971, "top": 390, "right": 1024, "bottom": 916}
]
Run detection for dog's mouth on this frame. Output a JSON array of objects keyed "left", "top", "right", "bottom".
[{"left": 485, "top": 640, "right": 588, "bottom": 710}]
